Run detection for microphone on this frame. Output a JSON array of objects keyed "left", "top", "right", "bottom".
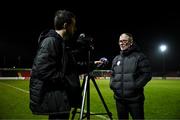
[
  {"left": 96, "top": 57, "right": 109, "bottom": 68},
  {"left": 79, "top": 33, "right": 85, "bottom": 38}
]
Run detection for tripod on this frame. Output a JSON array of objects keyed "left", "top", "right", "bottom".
[
  {"left": 71, "top": 72, "right": 112, "bottom": 120},
  {"left": 71, "top": 50, "right": 112, "bottom": 120}
]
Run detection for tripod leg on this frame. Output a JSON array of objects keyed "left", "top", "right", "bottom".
[
  {"left": 79, "top": 75, "right": 89, "bottom": 120},
  {"left": 81, "top": 74, "right": 86, "bottom": 91},
  {"left": 91, "top": 77, "right": 113, "bottom": 119},
  {"left": 86, "top": 75, "right": 90, "bottom": 119}
]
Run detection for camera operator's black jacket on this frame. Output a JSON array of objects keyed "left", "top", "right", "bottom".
[
  {"left": 110, "top": 44, "right": 152, "bottom": 102},
  {"left": 29, "top": 29, "right": 87, "bottom": 115}
]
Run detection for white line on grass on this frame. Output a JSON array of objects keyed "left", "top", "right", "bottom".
[
  {"left": 0, "top": 82, "right": 109, "bottom": 120},
  {"left": 0, "top": 82, "right": 29, "bottom": 93}
]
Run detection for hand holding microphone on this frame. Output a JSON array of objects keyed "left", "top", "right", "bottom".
[{"left": 95, "top": 57, "right": 109, "bottom": 68}]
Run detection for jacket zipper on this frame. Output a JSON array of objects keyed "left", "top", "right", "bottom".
[{"left": 121, "top": 57, "right": 124, "bottom": 98}]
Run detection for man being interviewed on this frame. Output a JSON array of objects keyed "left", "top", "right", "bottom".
[{"left": 110, "top": 33, "right": 152, "bottom": 120}]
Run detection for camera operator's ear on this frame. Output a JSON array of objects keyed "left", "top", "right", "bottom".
[{"left": 63, "top": 23, "right": 68, "bottom": 29}]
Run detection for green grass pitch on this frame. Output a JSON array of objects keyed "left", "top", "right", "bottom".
[{"left": 0, "top": 79, "right": 180, "bottom": 119}]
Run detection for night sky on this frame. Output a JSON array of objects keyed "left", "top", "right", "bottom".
[{"left": 0, "top": 1, "right": 180, "bottom": 74}]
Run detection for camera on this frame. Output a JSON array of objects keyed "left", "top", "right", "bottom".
[
  {"left": 71, "top": 33, "right": 94, "bottom": 63},
  {"left": 76, "top": 33, "right": 94, "bottom": 51}
]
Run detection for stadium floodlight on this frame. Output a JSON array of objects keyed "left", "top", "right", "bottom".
[
  {"left": 159, "top": 44, "right": 167, "bottom": 79},
  {"left": 159, "top": 44, "right": 167, "bottom": 52}
]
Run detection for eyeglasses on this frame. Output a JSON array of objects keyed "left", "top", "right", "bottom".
[{"left": 119, "top": 39, "right": 129, "bottom": 43}]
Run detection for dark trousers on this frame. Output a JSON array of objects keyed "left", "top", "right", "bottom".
[
  {"left": 48, "top": 112, "right": 70, "bottom": 120},
  {"left": 116, "top": 100, "right": 144, "bottom": 120}
]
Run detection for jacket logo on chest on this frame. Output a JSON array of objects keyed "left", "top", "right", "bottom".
[{"left": 117, "top": 61, "right": 121, "bottom": 66}]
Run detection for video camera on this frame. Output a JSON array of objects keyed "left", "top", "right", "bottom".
[
  {"left": 72, "top": 33, "right": 108, "bottom": 70},
  {"left": 71, "top": 33, "right": 94, "bottom": 63},
  {"left": 76, "top": 33, "right": 94, "bottom": 51}
]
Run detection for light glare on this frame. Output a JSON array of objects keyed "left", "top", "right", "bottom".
[{"left": 159, "top": 44, "right": 167, "bottom": 52}]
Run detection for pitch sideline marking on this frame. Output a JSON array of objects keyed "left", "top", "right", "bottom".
[
  {"left": 0, "top": 81, "right": 109, "bottom": 120},
  {"left": 0, "top": 82, "right": 29, "bottom": 93}
]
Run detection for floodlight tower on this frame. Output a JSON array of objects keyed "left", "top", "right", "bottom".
[{"left": 159, "top": 44, "right": 167, "bottom": 79}]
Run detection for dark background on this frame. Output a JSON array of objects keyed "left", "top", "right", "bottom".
[{"left": 0, "top": 1, "right": 180, "bottom": 75}]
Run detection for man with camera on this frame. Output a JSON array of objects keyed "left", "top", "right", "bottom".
[{"left": 29, "top": 9, "right": 89, "bottom": 120}]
